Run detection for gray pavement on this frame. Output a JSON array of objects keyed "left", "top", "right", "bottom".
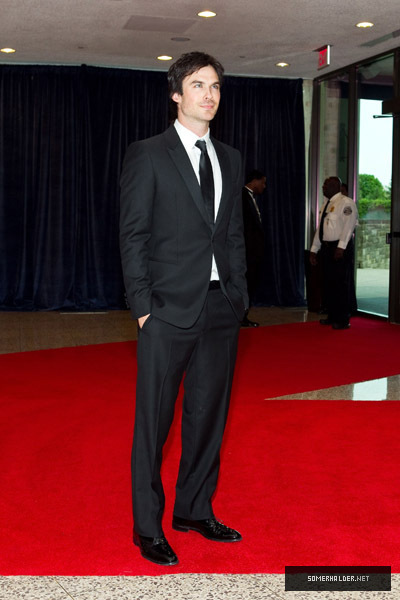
[{"left": 356, "top": 268, "right": 389, "bottom": 316}]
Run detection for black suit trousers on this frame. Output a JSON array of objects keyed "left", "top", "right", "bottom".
[
  {"left": 321, "top": 238, "right": 356, "bottom": 324},
  {"left": 132, "top": 288, "right": 240, "bottom": 537}
]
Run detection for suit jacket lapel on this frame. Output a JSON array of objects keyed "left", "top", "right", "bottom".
[
  {"left": 212, "top": 137, "right": 232, "bottom": 229},
  {"left": 164, "top": 126, "right": 210, "bottom": 227},
  {"left": 245, "top": 188, "right": 263, "bottom": 227}
]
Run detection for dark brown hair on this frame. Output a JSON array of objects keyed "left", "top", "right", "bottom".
[
  {"left": 245, "top": 170, "right": 265, "bottom": 185},
  {"left": 167, "top": 51, "right": 224, "bottom": 120}
]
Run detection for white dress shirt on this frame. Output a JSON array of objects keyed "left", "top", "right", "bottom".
[
  {"left": 311, "top": 192, "right": 359, "bottom": 253},
  {"left": 174, "top": 119, "right": 222, "bottom": 280},
  {"left": 244, "top": 186, "right": 262, "bottom": 222}
]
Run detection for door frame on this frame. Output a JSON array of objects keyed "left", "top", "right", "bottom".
[{"left": 309, "top": 47, "right": 400, "bottom": 323}]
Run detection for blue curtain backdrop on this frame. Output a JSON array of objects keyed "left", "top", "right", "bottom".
[{"left": 0, "top": 64, "right": 305, "bottom": 310}]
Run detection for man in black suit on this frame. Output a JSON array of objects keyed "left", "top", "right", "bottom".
[
  {"left": 120, "top": 52, "right": 248, "bottom": 566},
  {"left": 241, "top": 170, "right": 266, "bottom": 327}
]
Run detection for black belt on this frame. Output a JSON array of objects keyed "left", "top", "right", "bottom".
[
  {"left": 322, "top": 240, "right": 339, "bottom": 246},
  {"left": 208, "top": 280, "right": 221, "bottom": 290}
]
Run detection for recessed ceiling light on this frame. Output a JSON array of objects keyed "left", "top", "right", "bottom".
[
  {"left": 276, "top": 62, "right": 290, "bottom": 68},
  {"left": 157, "top": 55, "right": 173, "bottom": 61},
  {"left": 356, "top": 21, "right": 374, "bottom": 28},
  {"left": 198, "top": 10, "right": 217, "bottom": 18},
  {"left": 1, "top": 47, "right": 16, "bottom": 53}
]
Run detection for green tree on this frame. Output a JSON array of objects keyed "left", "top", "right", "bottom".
[
  {"left": 359, "top": 174, "right": 385, "bottom": 200},
  {"left": 385, "top": 180, "right": 392, "bottom": 200},
  {"left": 358, "top": 174, "right": 391, "bottom": 218}
]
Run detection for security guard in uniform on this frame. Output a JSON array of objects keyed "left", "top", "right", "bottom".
[{"left": 310, "top": 176, "right": 358, "bottom": 330}]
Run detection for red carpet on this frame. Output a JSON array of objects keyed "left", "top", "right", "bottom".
[
  {"left": 234, "top": 316, "right": 400, "bottom": 399},
  {"left": 1, "top": 317, "right": 400, "bottom": 575}
]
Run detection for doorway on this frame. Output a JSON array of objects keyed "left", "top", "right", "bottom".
[
  {"left": 310, "top": 48, "right": 400, "bottom": 323},
  {"left": 356, "top": 56, "right": 394, "bottom": 317}
]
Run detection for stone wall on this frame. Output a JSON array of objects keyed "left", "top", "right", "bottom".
[
  {"left": 321, "top": 82, "right": 341, "bottom": 181},
  {"left": 356, "top": 220, "right": 390, "bottom": 268}
]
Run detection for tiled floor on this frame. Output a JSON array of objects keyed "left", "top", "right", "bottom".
[
  {"left": 0, "top": 306, "right": 319, "bottom": 354},
  {"left": 1, "top": 307, "right": 399, "bottom": 598},
  {"left": 1, "top": 574, "right": 399, "bottom": 600}
]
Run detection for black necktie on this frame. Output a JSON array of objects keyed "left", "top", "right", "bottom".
[
  {"left": 319, "top": 199, "right": 330, "bottom": 242},
  {"left": 195, "top": 140, "right": 214, "bottom": 224}
]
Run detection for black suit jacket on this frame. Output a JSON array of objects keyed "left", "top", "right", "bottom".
[
  {"left": 120, "top": 125, "right": 248, "bottom": 328},
  {"left": 242, "top": 187, "right": 265, "bottom": 262}
]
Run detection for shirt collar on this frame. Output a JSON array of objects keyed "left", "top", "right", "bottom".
[
  {"left": 330, "top": 192, "right": 342, "bottom": 202},
  {"left": 174, "top": 119, "right": 210, "bottom": 150}
]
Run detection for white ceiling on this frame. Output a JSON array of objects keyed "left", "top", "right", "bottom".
[{"left": 1, "top": 0, "right": 400, "bottom": 79}]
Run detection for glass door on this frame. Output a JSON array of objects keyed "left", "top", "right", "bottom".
[
  {"left": 318, "top": 74, "right": 350, "bottom": 206},
  {"left": 355, "top": 55, "right": 394, "bottom": 317}
]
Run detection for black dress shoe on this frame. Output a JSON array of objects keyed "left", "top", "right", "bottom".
[
  {"left": 133, "top": 533, "right": 178, "bottom": 566},
  {"left": 241, "top": 317, "right": 259, "bottom": 328},
  {"left": 172, "top": 516, "right": 242, "bottom": 542},
  {"left": 332, "top": 322, "right": 350, "bottom": 330},
  {"left": 319, "top": 318, "right": 333, "bottom": 325}
]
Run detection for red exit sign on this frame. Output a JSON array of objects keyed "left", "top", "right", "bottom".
[{"left": 317, "top": 45, "right": 331, "bottom": 70}]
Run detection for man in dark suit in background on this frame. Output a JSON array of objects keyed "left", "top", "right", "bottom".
[
  {"left": 119, "top": 52, "right": 248, "bottom": 566},
  {"left": 241, "top": 170, "right": 266, "bottom": 327}
]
